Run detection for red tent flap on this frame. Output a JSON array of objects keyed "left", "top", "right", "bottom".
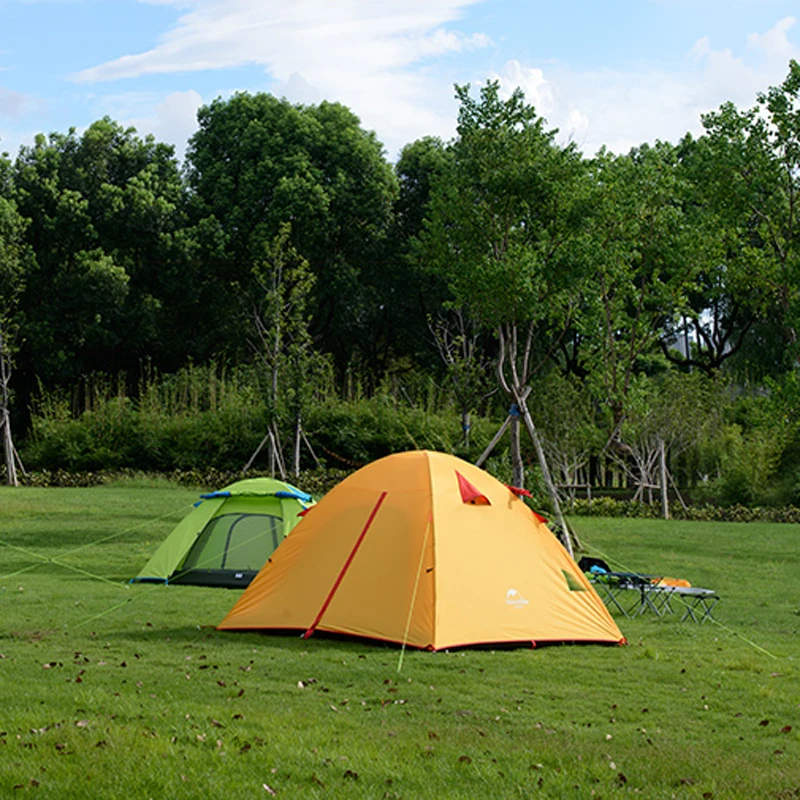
[{"left": 456, "top": 471, "right": 491, "bottom": 505}]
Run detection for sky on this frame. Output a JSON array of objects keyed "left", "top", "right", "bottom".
[{"left": 1, "top": 0, "right": 799, "bottom": 164}]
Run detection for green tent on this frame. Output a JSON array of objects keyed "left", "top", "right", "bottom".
[{"left": 132, "top": 478, "right": 313, "bottom": 588}]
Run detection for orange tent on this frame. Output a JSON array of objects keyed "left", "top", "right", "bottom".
[{"left": 218, "top": 451, "right": 625, "bottom": 650}]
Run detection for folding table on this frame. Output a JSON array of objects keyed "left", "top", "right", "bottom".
[{"left": 589, "top": 572, "right": 668, "bottom": 618}]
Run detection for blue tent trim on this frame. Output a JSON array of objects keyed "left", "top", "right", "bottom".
[
  {"left": 275, "top": 488, "right": 313, "bottom": 502},
  {"left": 199, "top": 487, "right": 313, "bottom": 503}
]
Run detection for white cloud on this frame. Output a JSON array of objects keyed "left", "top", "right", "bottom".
[
  {"left": 0, "top": 86, "right": 32, "bottom": 118},
  {"left": 747, "top": 15, "right": 797, "bottom": 64},
  {"left": 491, "top": 17, "right": 800, "bottom": 156},
  {"left": 63, "top": 3, "right": 800, "bottom": 162},
  {"left": 135, "top": 89, "right": 203, "bottom": 159},
  {"left": 96, "top": 89, "right": 203, "bottom": 161},
  {"left": 274, "top": 72, "right": 322, "bottom": 106},
  {"left": 73, "top": 1, "right": 488, "bottom": 82},
  {"left": 70, "top": 0, "right": 487, "bottom": 159}
]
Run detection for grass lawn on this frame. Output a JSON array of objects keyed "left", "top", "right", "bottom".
[{"left": 1, "top": 480, "right": 798, "bottom": 798}]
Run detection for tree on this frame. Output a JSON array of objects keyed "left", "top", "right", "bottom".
[
  {"left": 654, "top": 133, "right": 771, "bottom": 376},
  {"left": 184, "top": 93, "right": 398, "bottom": 373},
  {"left": 418, "top": 81, "right": 590, "bottom": 552},
  {"left": 682, "top": 60, "right": 800, "bottom": 378},
  {"left": 614, "top": 372, "right": 721, "bottom": 516},
  {"left": 0, "top": 157, "right": 29, "bottom": 484},
  {"left": 245, "top": 223, "right": 327, "bottom": 477},
  {"left": 529, "top": 371, "right": 601, "bottom": 509},
  {"left": 11, "top": 119, "right": 185, "bottom": 400},
  {"left": 381, "top": 136, "right": 454, "bottom": 374},
  {"left": 580, "top": 143, "right": 695, "bottom": 447},
  {"left": 428, "top": 308, "right": 494, "bottom": 450}
]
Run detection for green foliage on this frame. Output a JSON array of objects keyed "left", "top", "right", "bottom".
[
  {"left": 21, "top": 365, "right": 500, "bottom": 474},
  {"left": 22, "top": 365, "right": 266, "bottom": 472},
  {"left": 7, "top": 65, "right": 800, "bottom": 518},
  {"left": 570, "top": 495, "right": 800, "bottom": 523},
  {"left": 12, "top": 119, "right": 185, "bottom": 392},
  {"left": 419, "top": 81, "right": 587, "bottom": 334},
  {"left": 304, "top": 395, "right": 491, "bottom": 467},
  {"left": 579, "top": 143, "right": 696, "bottom": 434},
  {"left": 251, "top": 222, "right": 323, "bottom": 426},
  {"left": 185, "top": 92, "right": 398, "bottom": 370},
  {"left": 691, "top": 59, "right": 800, "bottom": 376}
]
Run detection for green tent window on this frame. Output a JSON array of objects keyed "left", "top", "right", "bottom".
[{"left": 176, "top": 513, "right": 283, "bottom": 577}]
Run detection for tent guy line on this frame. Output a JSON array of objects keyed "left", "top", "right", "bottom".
[
  {"left": 68, "top": 522, "right": 302, "bottom": 631},
  {"left": 398, "top": 511, "right": 433, "bottom": 673},
  {"left": 0, "top": 503, "right": 194, "bottom": 584}
]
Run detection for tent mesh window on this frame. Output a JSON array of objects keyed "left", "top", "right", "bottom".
[{"left": 173, "top": 513, "right": 283, "bottom": 583}]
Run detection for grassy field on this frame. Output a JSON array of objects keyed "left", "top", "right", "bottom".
[{"left": 1, "top": 479, "right": 798, "bottom": 798}]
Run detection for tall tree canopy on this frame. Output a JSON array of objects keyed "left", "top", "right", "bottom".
[
  {"left": 11, "top": 118, "right": 185, "bottom": 395},
  {"left": 579, "top": 142, "right": 695, "bottom": 443},
  {"left": 184, "top": 93, "right": 398, "bottom": 372},
  {"left": 683, "top": 59, "right": 800, "bottom": 378}
]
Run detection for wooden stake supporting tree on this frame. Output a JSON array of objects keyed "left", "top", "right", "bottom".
[
  {"left": 1, "top": 324, "right": 19, "bottom": 486},
  {"left": 475, "top": 335, "right": 579, "bottom": 556},
  {"left": 0, "top": 191, "right": 27, "bottom": 488}
]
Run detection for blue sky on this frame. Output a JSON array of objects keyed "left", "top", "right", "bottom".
[{"left": 1, "top": 0, "right": 799, "bottom": 163}]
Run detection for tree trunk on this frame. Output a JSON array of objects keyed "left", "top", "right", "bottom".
[
  {"left": 294, "top": 415, "right": 302, "bottom": 478},
  {"left": 1, "top": 409, "right": 17, "bottom": 487},
  {"left": 461, "top": 410, "right": 471, "bottom": 449},
  {"left": 0, "top": 328, "right": 18, "bottom": 487},
  {"left": 514, "top": 390, "right": 578, "bottom": 557},
  {"left": 660, "top": 437, "right": 670, "bottom": 520}
]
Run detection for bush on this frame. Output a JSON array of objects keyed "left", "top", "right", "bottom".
[
  {"left": 569, "top": 496, "right": 800, "bottom": 524},
  {"left": 303, "top": 395, "right": 497, "bottom": 468},
  {"left": 21, "top": 381, "right": 503, "bottom": 475}
]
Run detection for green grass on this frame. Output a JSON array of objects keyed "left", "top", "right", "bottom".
[{"left": 1, "top": 482, "right": 798, "bottom": 798}]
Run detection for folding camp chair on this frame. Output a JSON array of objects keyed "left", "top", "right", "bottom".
[{"left": 670, "top": 587, "right": 720, "bottom": 623}]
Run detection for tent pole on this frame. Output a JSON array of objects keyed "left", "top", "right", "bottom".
[{"left": 304, "top": 491, "right": 388, "bottom": 639}]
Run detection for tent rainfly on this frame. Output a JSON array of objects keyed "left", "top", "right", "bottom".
[
  {"left": 133, "top": 477, "right": 313, "bottom": 588},
  {"left": 218, "top": 451, "right": 625, "bottom": 649}
]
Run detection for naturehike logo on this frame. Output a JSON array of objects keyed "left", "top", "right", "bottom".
[{"left": 505, "top": 588, "right": 529, "bottom": 608}]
